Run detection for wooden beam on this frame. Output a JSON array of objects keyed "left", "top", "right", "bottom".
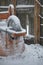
[
  {"left": 0, "top": 12, "right": 10, "bottom": 19},
  {"left": 34, "top": 0, "right": 40, "bottom": 43},
  {"left": 11, "top": 32, "right": 26, "bottom": 37}
]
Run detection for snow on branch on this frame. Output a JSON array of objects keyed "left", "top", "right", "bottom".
[
  {"left": 39, "top": 15, "right": 43, "bottom": 19},
  {"left": 35, "top": 0, "right": 43, "bottom": 7}
]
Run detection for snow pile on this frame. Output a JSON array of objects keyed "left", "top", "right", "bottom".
[
  {"left": 9, "top": 4, "right": 14, "bottom": 9},
  {"left": 0, "top": 20, "right": 7, "bottom": 27},
  {"left": 7, "top": 15, "right": 23, "bottom": 31},
  {"left": 9, "top": 4, "right": 14, "bottom": 15},
  {"left": 0, "top": 44, "right": 43, "bottom": 65}
]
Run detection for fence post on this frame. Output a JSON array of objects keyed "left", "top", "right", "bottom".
[{"left": 34, "top": 0, "right": 40, "bottom": 43}]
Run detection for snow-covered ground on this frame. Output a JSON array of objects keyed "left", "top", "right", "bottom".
[
  {"left": 0, "top": 44, "right": 43, "bottom": 65},
  {"left": 0, "top": 15, "right": 43, "bottom": 65}
]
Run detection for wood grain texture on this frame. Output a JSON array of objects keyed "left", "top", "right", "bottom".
[{"left": 34, "top": 0, "right": 40, "bottom": 43}]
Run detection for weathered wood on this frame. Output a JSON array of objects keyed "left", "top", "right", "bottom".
[
  {"left": 12, "top": 32, "right": 26, "bottom": 37},
  {"left": 0, "top": 6, "right": 13, "bottom": 19},
  {"left": 11, "top": 0, "right": 16, "bottom": 15},
  {"left": 0, "top": 46, "right": 7, "bottom": 56},
  {"left": 0, "top": 12, "right": 10, "bottom": 19},
  {"left": 34, "top": 0, "right": 40, "bottom": 43}
]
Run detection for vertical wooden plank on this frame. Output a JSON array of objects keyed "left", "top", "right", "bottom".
[
  {"left": 11, "top": 0, "right": 16, "bottom": 15},
  {"left": 34, "top": 0, "right": 40, "bottom": 43}
]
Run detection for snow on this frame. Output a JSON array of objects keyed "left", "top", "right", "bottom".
[
  {"left": 0, "top": 24, "right": 26, "bottom": 34},
  {"left": 16, "top": 5, "right": 35, "bottom": 8},
  {"left": 9, "top": 4, "right": 14, "bottom": 9},
  {"left": 0, "top": 15, "right": 26, "bottom": 34},
  {"left": 25, "top": 34, "right": 34, "bottom": 40},
  {"left": 0, "top": 44, "right": 43, "bottom": 65},
  {"left": 7, "top": 28, "right": 26, "bottom": 34},
  {"left": 7, "top": 15, "right": 25, "bottom": 32},
  {"left": 7, "top": 15, "right": 21, "bottom": 26},
  {"left": 26, "top": 14, "right": 29, "bottom": 35},
  {"left": 0, "top": 6, "right": 8, "bottom": 8},
  {"left": 25, "top": 14, "right": 34, "bottom": 39},
  {"left": 0, "top": 15, "right": 43, "bottom": 65},
  {"left": 9, "top": 4, "right": 14, "bottom": 15},
  {"left": 0, "top": 11, "right": 9, "bottom": 14}
]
